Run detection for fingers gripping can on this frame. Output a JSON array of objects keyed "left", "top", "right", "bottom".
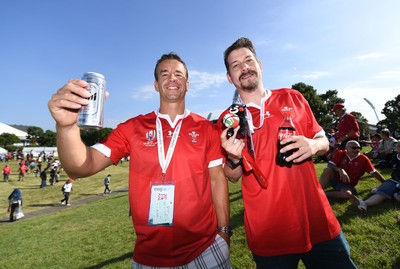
[{"left": 77, "top": 72, "right": 106, "bottom": 130}]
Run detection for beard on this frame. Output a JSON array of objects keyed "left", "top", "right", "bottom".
[{"left": 239, "top": 71, "right": 259, "bottom": 91}]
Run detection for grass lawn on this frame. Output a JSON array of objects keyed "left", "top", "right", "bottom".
[{"left": 1, "top": 156, "right": 400, "bottom": 268}]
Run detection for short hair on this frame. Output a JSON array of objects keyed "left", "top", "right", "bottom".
[
  {"left": 224, "top": 37, "right": 258, "bottom": 72},
  {"left": 380, "top": 129, "right": 390, "bottom": 136},
  {"left": 345, "top": 140, "right": 360, "bottom": 148},
  {"left": 154, "top": 52, "right": 188, "bottom": 81}
]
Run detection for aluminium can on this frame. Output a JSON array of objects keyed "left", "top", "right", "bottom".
[{"left": 77, "top": 72, "right": 106, "bottom": 130}]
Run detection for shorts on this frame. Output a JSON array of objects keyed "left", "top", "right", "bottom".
[
  {"left": 375, "top": 179, "right": 400, "bottom": 199},
  {"left": 330, "top": 178, "right": 357, "bottom": 195},
  {"left": 131, "top": 234, "right": 231, "bottom": 269}
]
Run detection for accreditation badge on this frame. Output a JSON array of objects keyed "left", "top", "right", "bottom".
[{"left": 148, "top": 181, "right": 175, "bottom": 226}]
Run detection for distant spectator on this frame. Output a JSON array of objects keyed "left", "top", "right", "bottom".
[
  {"left": 394, "top": 129, "right": 400, "bottom": 140},
  {"left": 374, "top": 129, "right": 398, "bottom": 168},
  {"left": 349, "top": 142, "right": 400, "bottom": 211},
  {"left": 40, "top": 167, "right": 48, "bottom": 188},
  {"left": 364, "top": 133, "right": 381, "bottom": 159},
  {"left": 2, "top": 163, "right": 11, "bottom": 182},
  {"left": 19, "top": 159, "right": 26, "bottom": 167},
  {"left": 320, "top": 140, "right": 386, "bottom": 200},
  {"left": 29, "top": 160, "right": 36, "bottom": 173},
  {"left": 49, "top": 167, "right": 56, "bottom": 185},
  {"left": 8, "top": 188, "right": 23, "bottom": 222},
  {"left": 18, "top": 164, "right": 28, "bottom": 182},
  {"left": 332, "top": 103, "right": 360, "bottom": 150},
  {"left": 103, "top": 174, "right": 112, "bottom": 194},
  {"left": 61, "top": 178, "right": 73, "bottom": 206}
]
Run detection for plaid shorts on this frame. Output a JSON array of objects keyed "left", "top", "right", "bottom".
[{"left": 131, "top": 234, "right": 232, "bottom": 269}]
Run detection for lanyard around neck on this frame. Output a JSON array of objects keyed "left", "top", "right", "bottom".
[
  {"left": 156, "top": 110, "right": 187, "bottom": 177},
  {"left": 234, "top": 90, "right": 268, "bottom": 134}
]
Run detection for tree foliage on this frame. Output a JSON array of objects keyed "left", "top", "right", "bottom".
[
  {"left": 80, "top": 128, "right": 113, "bottom": 146},
  {"left": 39, "top": 130, "right": 57, "bottom": 146},
  {"left": 378, "top": 94, "right": 400, "bottom": 131},
  {"left": 290, "top": 82, "right": 371, "bottom": 136},
  {"left": 27, "top": 126, "right": 44, "bottom": 145},
  {"left": 0, "top": 133, "right": 21, "bottom": 148}
]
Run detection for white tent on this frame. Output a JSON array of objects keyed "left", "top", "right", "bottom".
[
  {"left": 0, "top": 122, "right": 28, "bottom": 140},
  {"left": 0, "top": 147, "right": 7, "bottom": 154}
]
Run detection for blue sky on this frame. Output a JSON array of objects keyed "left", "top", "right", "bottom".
[{"left": 1, "top": 0, "right": 399, "bottom": 132}]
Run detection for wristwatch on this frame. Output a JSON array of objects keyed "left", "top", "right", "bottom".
[
  {"left": 218, "top": 226, "right": 234, "bottom": 236},
  {"left": 226, "top": 157, "right": 242, "bottom": 169}
]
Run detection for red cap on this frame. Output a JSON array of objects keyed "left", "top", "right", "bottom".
[
  {"left": 332, "top": 103, "right": 345, "bottom": 112},
  {"left": 66, "top": 179, "right": 74, "bottom": 183}
]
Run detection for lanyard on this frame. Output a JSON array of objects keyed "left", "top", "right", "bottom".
[
  {"left": 156, "top": 110, "right": 187, "bottom": 179},
  {"left": 233, "top": 89, "right": 270, "bottom": 134}
]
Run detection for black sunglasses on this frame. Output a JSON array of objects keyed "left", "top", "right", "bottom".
[{"left": 350, "top": 146, "right": 361, "bottom": 150}]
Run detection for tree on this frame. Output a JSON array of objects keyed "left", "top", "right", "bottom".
[
  {"left": 378, "top": 94, "right": 400, "bottom": 131},
  {"left": 292, "top": 82, "right": 326, "bottom": 124},
  {"left": 39, "top": 130, "right": 57, "bottom": 146},
  {"left": 350, "top": 111, "right": 370, "bottom": 139},
  {"left": 27, "top": 126, "right": 44, "bottom": 145},
  {"left": 0, "top": 133, "right": 21, "bottom": 148},
  {"left": 318, "top": 89, "right": 345, "bottom": 129},
  {"left": 80, "top": 128, "right": 113, "bottom": 146}
]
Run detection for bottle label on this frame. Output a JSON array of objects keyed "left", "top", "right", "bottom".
[{"left": 277, "top": 127, "right": 296, "bottom": 141}]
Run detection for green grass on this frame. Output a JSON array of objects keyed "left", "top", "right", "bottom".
[{"left": 1, "top": 156, "right": 400, "bottom": 269}]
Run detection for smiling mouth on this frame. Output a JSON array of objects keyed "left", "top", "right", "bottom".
[{"left": 240, "top": 71, "right": 255, "bottom": 80}]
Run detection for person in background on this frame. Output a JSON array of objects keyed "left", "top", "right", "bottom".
[
  {"left": 48, "top": 53, "right": 231, "bottom": 268},
  {"left": 103, "top": 174, "right": 112, "bottom": 194},
  {"left": 40, "top": 167, "right": 48, "bottom": 188},
  {"left": 8, "top": 188, "right": 23, "bottom": 222},
  {"left": 18, "top": 163, "right": 28, "bottom": 181},
  {"left": 332, "top": 103, "right": 360, "bottom": 150},
  {"left": 349, "top": 142, "right": 400, "bottom": 211},
  {"left": 364, "top": 133, "right": 381, "bottom": 160},
  {"left": 373, "top": 128, "right": 398, "bottom": 168},
  {"left": 218, "top": 37, "right": 357, "bottom": 268},
  {"left": 61, "top": 178, "right": 73, "bottom": 206},
  {"left": 320, "top": 140, "right": 385, "bottom": 200},
  {"left": 2, "top": 163, "right": 11, "bottom": 182}
]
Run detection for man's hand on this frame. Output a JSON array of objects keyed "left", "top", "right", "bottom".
[
  {"left": 220, "top": 126, "right": 245, "bottom": 161},
  {"left": 48, "top": 79, "right": 91, "bottom": 128},
  {"left": 281, "top": 135, "right": 328, "bottom": 163}
]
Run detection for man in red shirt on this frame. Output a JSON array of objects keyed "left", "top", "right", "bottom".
[
  {"left": 48, "top": 53, "right": 231, "bottom": 268},
  {"left": 320, "top": 140, "right": 385, "bottom": 199},
  {"left": 332, "top": 103, "right": 360, "bottom": 149},
  {"left": 219, "top": 37, "right": 357, "bottom": 268},
  {"left": 18, "top": 164, "right": 28, "bottom": 181},
  {"left": 2, "top": 163, "right": 11, "bottom": 182}
]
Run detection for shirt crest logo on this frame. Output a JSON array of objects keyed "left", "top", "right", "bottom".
[
  {"left": 144, "top": 130, "right": 157, "bottom": 147},
  {"left": 146, "top": 130, "right": 156, "bottom": 141},
  {"left": 189, "top": 131, "right": 199, "bottom": 144}
]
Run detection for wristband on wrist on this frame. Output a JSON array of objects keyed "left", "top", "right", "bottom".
[
  {"left": 226, "top": 157, "right": 242, "bottom": 169},
  {"left": 218, "top": 226, "right": 233, "bottom": 236}
]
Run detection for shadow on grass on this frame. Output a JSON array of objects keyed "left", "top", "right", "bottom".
[
  {"left": 83, "top": 252, "right": 133, "bottom": 269},
  {"left": 29, "top": 203, "right": 58, "bottom": 207},
  {"left": 393, "top": 256, "right": 400, "bottom": 269}
]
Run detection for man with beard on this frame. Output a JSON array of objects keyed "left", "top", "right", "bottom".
[{"left": 217, "top": 37, "right": 357, "bottom": 268}]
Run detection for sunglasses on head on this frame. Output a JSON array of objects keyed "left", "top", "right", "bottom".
[{"left": 350, "top": 146, "right": 361, "bottom": 150}]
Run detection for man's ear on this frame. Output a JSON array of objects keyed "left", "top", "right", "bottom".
[
  {"left": 226, "top": 72, "right": 233, "bottom": 84},
  {"left": 154, "top": 81, "right": 159, "bottom": 92}
]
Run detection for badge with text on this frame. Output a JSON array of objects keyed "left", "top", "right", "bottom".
[{"left": 148, "top": 182, "right": 175, "bottom": 226}]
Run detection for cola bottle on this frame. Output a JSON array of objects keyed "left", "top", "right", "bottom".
[{"left": 276, "top": 111, "right": 296, "bottom": 167}]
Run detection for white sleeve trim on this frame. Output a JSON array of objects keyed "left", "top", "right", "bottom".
[
  {"left": 209, "top": 158, "right": 223, "bottom": 168},
  {"left": 313, "top": 129, "right": 326, "bottom": 139},
  {"left": 91, "top": 143, "right": 111, "bottom": 158}
]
